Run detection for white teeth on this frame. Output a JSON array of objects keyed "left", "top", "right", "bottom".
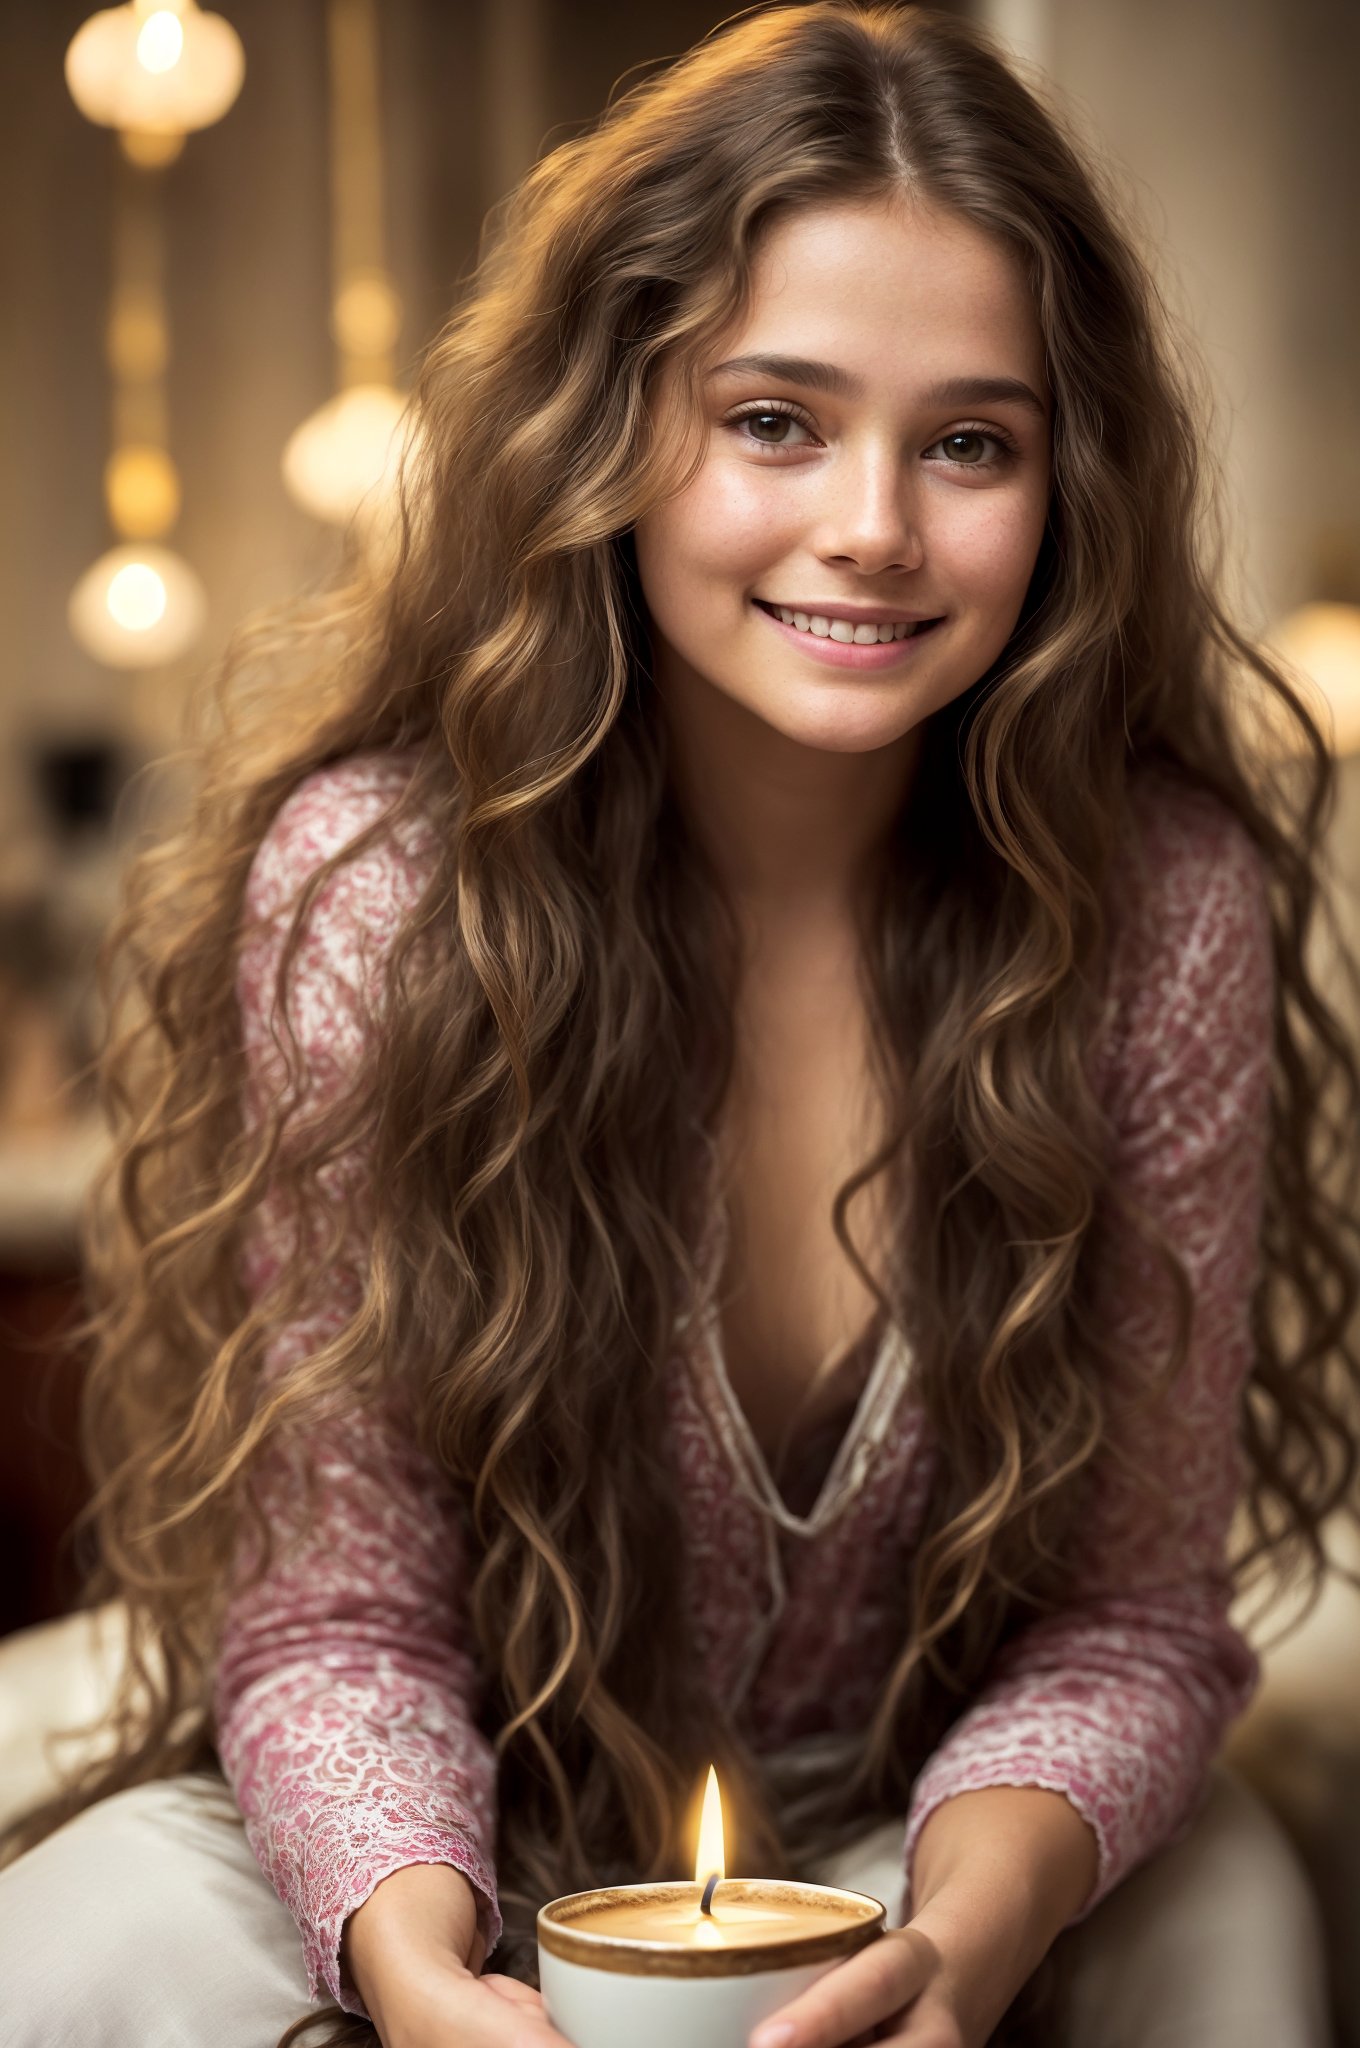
[{"left": 767, "top": 603, "right": 932, "bottom": 643}]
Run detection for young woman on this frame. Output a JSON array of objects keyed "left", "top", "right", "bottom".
[{"left": 2, "top": 6, "right": 1357, "bottom": 2046}]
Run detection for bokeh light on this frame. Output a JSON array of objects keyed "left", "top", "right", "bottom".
[
  {"left": 68, "top": 542, "right": 206, "bottom": 667},
  {"left": 281, "top": 383, "right": 410, "bottom": 528},
  {"left": 65, "top": 1, "right": 245, "bottom": 136}
]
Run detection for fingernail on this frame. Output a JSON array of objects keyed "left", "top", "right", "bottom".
[{"left": 750, "top": 2026, "right": 794, "bottom": 2048}]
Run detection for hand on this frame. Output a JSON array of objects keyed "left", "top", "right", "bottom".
[
  {"left": 342, "top": 1863, "right": 575, "bottom": 2048},
  {"left": 357, "top": 1946, "right": 576, "bottom": 2048},
  {"left": 748, "top": 1925, "right": 975, "bottom": 2048},
  {"left": 746, "top": 1784, "right": 1095, "bottom": 2047}
]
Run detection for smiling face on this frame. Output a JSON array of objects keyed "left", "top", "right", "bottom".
[{"left": 633, "top": 193, "right": 1053, "bottom": 770}]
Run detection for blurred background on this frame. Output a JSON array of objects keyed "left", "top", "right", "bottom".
[{"left": 1, "top": 0, "right": 1358, "bottom": 2026}]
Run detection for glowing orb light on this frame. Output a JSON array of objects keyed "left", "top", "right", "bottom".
[
  {"left": 68, "top": 542, "right": 207, "bottom": 667},
  {"left": 65, "top": 0, "right": 245, "bottom": 136}
]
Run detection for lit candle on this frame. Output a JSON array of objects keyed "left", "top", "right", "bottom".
[{"left": 537, "top": 1766, "right": 886, "bottom": 2048}]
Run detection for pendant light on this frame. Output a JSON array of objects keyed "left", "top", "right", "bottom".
[
  {"left": 66, "top": 0, "right": 243, "bottom": 164},
  {"left": 65, "top": 73, "right": 213, "bottom": 668},
  {"left": 1263, "top": 531, "right": 1360, "bottom": 759},
  {"left": 281, "top": 0, "right": 411, "bottom": 540}
]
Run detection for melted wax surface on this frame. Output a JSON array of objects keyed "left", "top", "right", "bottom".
[{"left": 578, "top": 1893, "right": 857, "bottom": 1946}]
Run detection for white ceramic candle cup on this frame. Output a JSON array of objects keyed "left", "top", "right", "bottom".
[{"left": 537, "top": 1878, "right": 886, "bottom": 2048}]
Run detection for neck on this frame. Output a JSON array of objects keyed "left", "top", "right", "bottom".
[{"left": 652, "top": 657, "right": 921, "bottom": 935}]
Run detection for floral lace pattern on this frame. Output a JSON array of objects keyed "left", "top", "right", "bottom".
[{"left": 214, "top": 747, "right": 1272, "bottom": 2015}]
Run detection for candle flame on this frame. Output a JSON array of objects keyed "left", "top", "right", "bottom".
[{"left": 694, "top": 1764, "right": 725, "bottom": 1884}]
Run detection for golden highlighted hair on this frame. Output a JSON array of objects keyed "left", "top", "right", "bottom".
[{"left": 5, "top": 7, "right": 1358, "bottom": 2043}]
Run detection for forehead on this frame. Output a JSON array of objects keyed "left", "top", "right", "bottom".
[{"left": 711, "top": 194, "right": 1046, "bottom": 399}]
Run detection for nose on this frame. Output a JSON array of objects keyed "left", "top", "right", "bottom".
[{"left": 813, "top": 441, "right": 924, "bottom": 576}]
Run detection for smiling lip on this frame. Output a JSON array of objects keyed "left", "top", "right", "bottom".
[
  {"left": 752, "top": 599, "right": 944, "bottom": 670},
  {"left": 756, "top": 599, "right": 942, "bottom": 625}
]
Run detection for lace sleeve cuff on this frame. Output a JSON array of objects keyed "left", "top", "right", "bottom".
[{"left": 241, "top": 1799, "right": 503, "bottom": 2019}]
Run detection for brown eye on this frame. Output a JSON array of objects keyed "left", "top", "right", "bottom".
[
  {"left": 726, "top": 401, "right": 816, "bottom": 452},
  {"left": 930, "top": 426, "right": 1019, "bottom": 470},
  {"left": 747, "top": 412, "right": 794, "bottom": 442}
]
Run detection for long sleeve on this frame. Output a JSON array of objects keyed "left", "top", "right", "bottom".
[
  {"left": 901, "top": 781, "right": 1273, "bottom": 1922},
  {"left": 211, "top": 754, "right": 502, "bottom": 2018}
]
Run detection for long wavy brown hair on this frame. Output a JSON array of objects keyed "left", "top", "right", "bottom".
[{"left": 5, "top": 6, "right": 1359, "bottom": 2044}]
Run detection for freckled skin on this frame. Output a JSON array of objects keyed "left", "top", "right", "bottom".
[{"left": 632, "top": 194, "right": 1053, "bottom": 912}]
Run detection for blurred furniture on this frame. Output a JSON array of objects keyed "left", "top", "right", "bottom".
[
  {"left": 0, "top": 1259, "right": 90, "bottom": 1637},
  {"left": 0, "top": 1091, "right": 108, "bottom": 1631},
  {"left": 1225, "top": 1535, "right": 1360, "bottom": 2047},
  {"left": 0, "top": 1602, "right": 127, "bottom": 1825},
  {"left": 0, "top": 1116, "right": 107, "bottom": 1637}
]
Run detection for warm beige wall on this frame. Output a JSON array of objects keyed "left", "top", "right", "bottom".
[
  {"left": 980, "top": 0, "right": 1360, "bottom": 959},
  {"left": 981, "top": 0, "right": 1360, "bottom": 632}
]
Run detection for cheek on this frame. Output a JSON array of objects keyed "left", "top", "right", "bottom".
[
  {"left": 639, "top": 463, "right": 797, "bottom": 599},
  {"left": 933, "top": 487, "right": 1047, "bottom": 606}
]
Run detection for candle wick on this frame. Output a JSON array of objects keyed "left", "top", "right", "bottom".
[{"left": 700, "top": 1872, "right": 720, "bottom": 1915}]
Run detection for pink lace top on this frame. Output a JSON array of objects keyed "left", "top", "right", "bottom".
[{"left": 212, "top": 746, "right": 1272, "bottom": 2019}]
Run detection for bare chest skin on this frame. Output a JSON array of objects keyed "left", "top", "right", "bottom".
[{"left": 713, "top": 925, "right": 896, "bottom": 1474}]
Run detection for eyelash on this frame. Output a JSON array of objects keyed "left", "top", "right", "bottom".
[{"left": 723, "top": 398, "right": 1023, "bottom": 469}]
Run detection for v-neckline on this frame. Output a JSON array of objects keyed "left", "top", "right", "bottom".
[
  {"left": 682, "top": 1177, "right": 912, "bottom": 1537},
  {"left": 693, "top": 1287, "right": 908, "bottom": 1536}
]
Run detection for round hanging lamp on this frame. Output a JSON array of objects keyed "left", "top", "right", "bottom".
[
  {"left": 281, "top": 382, "right": 410, "bottom": 529},
  {"left": 1267, "top": 601, "right": 1360, "bottom": 758},
  {"left": 65, "top": 0, "right": 244, "bottom": 136},
  {"left": 68, "top": 541, "right": 207, "bottom": 667}
]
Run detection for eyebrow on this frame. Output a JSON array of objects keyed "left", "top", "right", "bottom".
[{"left": 705, "top": 353, "right": 1049, "bottom": 420}]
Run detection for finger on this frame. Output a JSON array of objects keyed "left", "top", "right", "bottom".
[
  {"left": 876, "top": 1987, "right": 965, "bottom": 2048},
  {"left": 480, "top": 1974, "right": 547, "bottom": 2007},
  {"left": 879, "top": 2023, "right": 962, "bottom": 2048},
  {"left": 748, "top": 1929, "right": 937, "bottom": 2048},
  {"left": 442, "top": 1972, "right": 574, "bottom": 2048},
  {"left": 478, "top": 1982, "right": 575, "bottom": 2048}
]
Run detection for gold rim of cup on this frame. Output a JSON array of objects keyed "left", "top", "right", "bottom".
[{"left": 537, "top": 1878, "right": 887, "bottom": 1978}]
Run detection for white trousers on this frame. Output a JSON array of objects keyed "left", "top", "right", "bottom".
[{"left": 0, "top": 1763, "right": 1331, "bottom": 2047}]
